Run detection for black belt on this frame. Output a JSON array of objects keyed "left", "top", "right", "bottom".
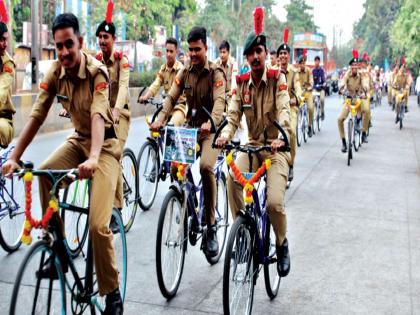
[
  {"left": 76, "top": 128, "right": 116, "bottom": 140},
  {"left": 0, "top": 112, "right": 13, "bottom": 120}
]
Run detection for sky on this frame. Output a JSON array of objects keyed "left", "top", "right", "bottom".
[{"left": 272, "top": 0, "right": 366, "bottom": 48}]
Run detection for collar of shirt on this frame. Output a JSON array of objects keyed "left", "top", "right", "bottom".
[
  {"left": 59, "top": 51, "right": 87, "bottom": 80},
  {"left": 164, "top": 60, "right": 182, "bottom": 73},
  {"left": 188, "top": 57, "right": 210, "bottom": 73},
  {"left": 247, "top": 66, "right": 268, "bottom": 88}
]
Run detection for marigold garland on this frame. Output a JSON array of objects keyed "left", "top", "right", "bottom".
[
  {"left": 225, "top": 153, "right": 271, "bottom": 204},
  {"left": 171, "top": 162, "right": 189, "bottom": 181},
  {"left": 21, "top": 172, "right": 59, "bottom": 245}
]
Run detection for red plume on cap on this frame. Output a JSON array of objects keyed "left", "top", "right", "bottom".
[
  {"left": 401, "top": 55, "right": 406, "bottom": 65},
  {"left": 362, "top": 52, "right": 368, "bottom": 60},
  {"left": 352, "top": 49, "right": 358, "bottom": 59},
  {"left": 105, "top": 0, "right": 114, "bottom": 24},
  {"left": 0, "top": 0, "right": 9, "bottom": 24},
  {"left": 303, "top": 48, "right": 307, "bottom": 57},
  {"left": 283, "top": 27, "right": 289, "bottom": 44},
  {"left": 253, "top": 7, "right": 264, "bottom": 36}
]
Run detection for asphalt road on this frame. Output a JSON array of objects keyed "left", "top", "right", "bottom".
[{"left": 1, "top": 94, "right": 420, "bottom": 314}]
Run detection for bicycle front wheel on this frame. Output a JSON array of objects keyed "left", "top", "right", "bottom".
[
  {"left": 206, "top": 172, "right": 229, "bottom": 265},
  {"left": 156, "top": 189, "right": 187, "bottom": 299},
  {"left": 223, "top": 215, "right": 256, "bottom": 315},
  {"left": 0, "top": 175, "right": 25, "bottom": 253},
  {"left": 347, "top": 119, "right": 353, "bottom": 166},
  {"left": 121, "top": 148, "right": 139, "bottom": 232},
  {"left": 297, "top": 110, "right": 303, "bottom": 147},
  {"left": 61, "top": 180, "right": 89, "bottom": 258},
  {"left": 137, "top": 141, "right": 160, "bottom": 210},
  {"left": 9, "top": 240, "right": 66, "bottom": 315},
  {"left": 263, "top": 219, "right": 281, "bottom": 299}
]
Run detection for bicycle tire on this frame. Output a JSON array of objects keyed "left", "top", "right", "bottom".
[
  {"left": 61, "top": 180, "right": 89, "bottom": 258},
  {"left": 303, "top": 111, "right": 308, "bottom": 143},
  {"left": 263, "top": 219, "right": 281, "bottom": 299},
  {"left": 297, "top": 109, "right": 303, "bottom": 147},
  {"left": 206, "top": 172, "right": 229, "bottom": 265},
  {"left": 9, "top": 240, "right": 66, "bottom": 315},
  {"left": 156, "top": 189, "right": 187, "bottom": 299},
  {"left": 400, "top": 104, "right": 404, "bottom": 130},
  {"left": 137, "top": 141, "right": 160, "bottom": 210},
  {"left": 121, "top": 148, "right": 139, "bottom": 232},
  {"left": 223, "top": 215, "right": 256, "bottom": 315},
  {"left": 0, "top": 176, "right": 25, "bottom": 253},
  {"left": 348, "top": 119, "right": 353, "bottom": 166}
]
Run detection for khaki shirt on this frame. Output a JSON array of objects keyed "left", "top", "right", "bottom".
[
  {"left": 392, "top": 71, "right": 409, "bottom": 90},
  {"left": 299, "top": 66, "right": 314, "bottom": 92},
  {"left": 148, "top": 60, "right": 187, "bottom": 115},
  {"left": 222, "top": 66, "right": 291, "bottom": 148},
  {"left": 359, "top": 68, "right": 371, "bottom": 92},
  {"left": 282, "top": 64, "right": 302, "bottom": 105},
  {"left": 31, "top": 52, "right": 119, "bottom": 159},
  {"left": 343, "top": 70, "right": 363, "bottom": 96},
  {"left": 158, "top": 58, "right": 226, "bottom": 126},
  {"left": 96, "top": 49, "right": 130, "bottom": 119},
  {"left": 215, "top": 56, "right": 238, "bottom": 94},
  {"left": 0, "top": 51, "right": 16, "bottom": 116}
]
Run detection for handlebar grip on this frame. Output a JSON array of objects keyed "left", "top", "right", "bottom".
[
  {"left": 212, "top": 119, "right": 229, "bottom": 148},
  {"left": 272, "top": 120, "right": 290, "bottom": 150},
  {"left": 202, "top": 107, "right": 217, "bottom": 134}
]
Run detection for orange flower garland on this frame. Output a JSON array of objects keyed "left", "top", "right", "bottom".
[
  {"left": 21, "top": 172, "right": 59, "bottom": 245},
  {"left": 171, "top": 162, "right": 189, "bottom": 181},
  {"left": 225, "top": 153, "right": 271, "bottom": 204}
]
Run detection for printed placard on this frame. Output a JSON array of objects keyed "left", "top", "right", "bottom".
[{"left": 163, "top": 127, "right": 198, "bottom": 164}]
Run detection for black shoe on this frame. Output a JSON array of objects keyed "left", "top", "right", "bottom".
[
  {"left": 276, "top": 239, "right": 290, "bottom": 277},
  {"left": 205, "top": 224, "right": 219, "bottom": 257},
  {"left": 104, "top": 288, "right": 123, "bottom": 315},
  {"left": 395, "top": 115, "right": 399, "bottom": 124},
  {"left": 288, "top": 166, "right": 294, "bottom": 182},
  {"left": 362, "top": 132, "right": 368, "bottom": 144},
  {"left": 110, "top": 215, "right": 120, "bottom": 234},
  {"left": 341, "top": 139, "right": 347, "bottom": 153},
  {"left": 321, "top": 112, "right": 325, "bottom": 121},
  {"left": 308, "top": 126, "right": 312, "bottom": 137}
]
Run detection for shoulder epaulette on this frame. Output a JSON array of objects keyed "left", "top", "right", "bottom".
[
  {"left": 267, "top": 69, "right": 279, "bottom": 79},
  {"left": 236, "top": 72, "right": 251, "bottom": 84},
  {"left": 95, "top": 52, "right": 102, "bottom": 61},
  {"left": 114, "top": 51, "right": 124, "bottom": 60}
]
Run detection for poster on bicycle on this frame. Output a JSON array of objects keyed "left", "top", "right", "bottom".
[{"left": 163, "top": 127, "right": 198, "bottom": 164}]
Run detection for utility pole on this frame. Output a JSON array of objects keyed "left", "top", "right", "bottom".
[{"left": 31, "top": 0, "right": 39, "bottom": 92}]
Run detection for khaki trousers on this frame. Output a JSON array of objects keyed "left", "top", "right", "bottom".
[
  {"left": 290, "top": 106, "right": 298, "bottom": 166},
  {"left": 114, "top": 115, "right": 130, "bottom": 209},
  {"left": 388, "top": 86, "right": 393, "bottom": 104},
  {"left": 360, "top": 99, "right": 371, "bottom": 132},
  {"left": 0, "top": 118, "right": 13, "bottom": 148},
  {"left": 39, "top": 140, "right": 120, "bottom": 296},
  {"left": 307, "top": 92, "right": 314, "bottom": 128},
  {"left": 320, "top": 90, "right": 325, "bottom": 113},
  {"left": 337, "top": 106, "right": 350, "bottom": 139},
  {"left": 227, "top": 151, "right": 289, "bottom": 245}
]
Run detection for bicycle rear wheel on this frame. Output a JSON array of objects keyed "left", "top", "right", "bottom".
[
  {"left": 223, "top": 215, "right": 256, "bottom": 315},
  {"left": 347, "top": 119, "right": 353, "bottom": 166},
  {"left": 61, "top": 180, "right": 89, "bottom": 258},
  {"left": 297, "top": 110, "right": 303, "bottom": 147},
  {"left": 303, "top": 111, "right": 308, "bottom": 143},
  {"left": 9, "top": 240, "right": 66, "bottom": 315},
  {"left": 0, "top": 175, "right": 25, "bottom": 253},
  {"left": 156, "top": 189, "right": 187, "bottom": 299},
  {"left": 121, "top": 148, "right": 139, "bottom": 232},
  {"left": 206, "top": 172, "right": 229, "bottom": 265},
  {"left": 264, "top": 219, "right": 281, "bottom": 299},
  {"left": 399, "top": 104, "right": 404, "bottom": 129},
  {"left": 137, "top": 141, "right": 160, "bottom": 210}
]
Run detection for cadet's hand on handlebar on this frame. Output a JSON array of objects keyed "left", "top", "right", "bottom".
[
  {"left": 78, "top": 158, "right": 98, "bottom": 179},
  {"left": 1, "top": 159, "right": 20, "bottom": 178},
  {"left": 200, "top": 121, "right": 211, "bottom": 136},
  {"left": 215, "top": 136, "right": 228, "bottom": 149},
  {"left": 150, "top": 121, "right": 163, "bottom": 132},
  {"left": 139, "top": 95, "right": 148, "bottom": 103},
  {"left": 271, "top": 139, "right": 286, "bottom": 153}
]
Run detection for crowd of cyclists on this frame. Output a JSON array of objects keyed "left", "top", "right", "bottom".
[{"left": 0, "top": 1, "right": 418, "bottom": 314}]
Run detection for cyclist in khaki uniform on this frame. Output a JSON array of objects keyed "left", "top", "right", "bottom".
[
  {"left": 358, "top": 53, "right": 371, "bottom": 143},
  {"left": 216, "top": 13, "right": 291, "bottom": 277},
  {"left": 150, "top": 27, "right": 226, "bottom": 258},
  {"left": 297, "top": 53, "right": 315, "bottom": 136},
  {"left": 139, "top": 37, "right": 187, "bottom": 126},
  {"left": 0, "top": 19, "right": 15, "bottom": 148},
  {"left": 338, "top": 52, "right": 364, "bottom": 153},
  {"left": 277, "top": 28, "right": 302, "bottom": 182},
  {"left": 393, "top": 63, "right": 410, "bottom": 122},
  {"left": 95, "top": 14, "right": 130, "bottom": 214},
  {"left": 215, "top": 40, "right": 238, "bottom": 97},
  {"left": 2, "top": 14, "right": 123, "bottom": 314}
]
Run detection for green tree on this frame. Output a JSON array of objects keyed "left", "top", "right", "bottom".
[{"left": 284, "top": 0, "right": 318, "bottom": 35}]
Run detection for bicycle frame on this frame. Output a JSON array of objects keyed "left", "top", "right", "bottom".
[{"left": 0, "top": 147, "right": 21, "bottom": 221}]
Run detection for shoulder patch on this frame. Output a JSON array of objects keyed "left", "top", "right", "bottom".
[
  {"left": 122, "top": 63, "right": 130, "bottom": 69},
  {"left": 95, "top": 81, "right": 108, "bottom": 91},
  {"left": 267, "top": 69, "right": 279, "bottom": 79},
  {"left": 214, "top": 80, "right": 224, "bottom": 88},
  {"left": 278, "top": 84, "right": 288, "bottom": 91},
  {"left": 3, "top": 65, "right": 13, "bottom": 73},
  {"left": 40, "top": 82, "right": 49, "bottom": 91},
  {"left": 95, "top": 52, "right": 102, "bottom": 61},
  {"left": 175, "top": 78, "right": 181, "bottom": 86}
]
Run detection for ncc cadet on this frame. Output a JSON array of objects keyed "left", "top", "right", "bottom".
[
  {"left": 269, "top": 50, "right": 278, "bottom": 70},
  {"left": 215, "top": 7, "right": 291, "bottom": 277},
  {"left": 337, "top": 50, "right": 364, "bottom": 153},
  {"left": 312, "top": 55, "right": 326, "bottom": 120},
  {"left": 277, "top": 27, "right": 302, "bottom": 183},
  {"left": 95, "top": 0, "right": 130, "bottom": 214},
  {"left": 215, "top": 40, "right": 238, "bottom": 98},
  {"left": 0, "top": 3, "right": 15, "bottom": 149},
  {"left": 297, "top": 51, "right": 315, "bottom": 136},
  {"left": 150, "top": 26, "right": 226, "bottom": 258},
  {"left": 388, "top": 62, "right": 398, "bottom": 107},
  {"left": 393, "top": 59, "right": 411, "bottom": 121},
  {"left": 139, "top": 37, "right": 187, "bottom": 126},
  {"left": 2, "top": 14, "right": 124, "bottom": 314},
  {"left": 358, "top": 52, "right": 371, "bottom": 143}
]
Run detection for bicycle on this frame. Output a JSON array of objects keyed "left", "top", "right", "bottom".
[
  {"left": 343, "top": 94, "right": 363, "bottom": 166},
  {"left": 214, "top": 120, "right": 291, "bottom": 315},
  {"left": 155, "top": 109, "right": 229, "bottom": 299},
  {"left": 313, "top": 85, "right": 323, "bottom": 133},
  {"left": 374, "top": 84, "right": 382, "bottom": 107},
  {"left": 297, "top": 92, "right": 310, "bottom": 146},
  {"left": 395, "top": 89, "right": 407, "bottom": 130},
  {"left": 0, "top": 146, "right": 25, "bottom": 253},
  {"left": 136, "top": 97, "right": 171, "bottom": 210},
  {"left": 9, "top": 163, "right": 127, "bottom": 315}
]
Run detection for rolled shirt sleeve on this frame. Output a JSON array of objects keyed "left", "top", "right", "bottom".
[
  {"left": 211, "top": 68, "right": 226, "bottom": 126},
  {"left": 157, "top": 70, "right": 184, "bottom": 123},
  {"left": 221, "top": 91, "right": 242, "bottom": 140},
  {"left": 114, "top": 56, "right": 130, "bottom": 110},
  {"left": 276, "top": 73, "right": 291, "bottom": 141},
  {"left": 30, "top": 67, "right": 57, "bottom": 124},
  {"left": 90, "top": 71, "right": 112, "bottom": 126},
  {"left": 0, "top": 60, "right": 14, "bottom": 108}
]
